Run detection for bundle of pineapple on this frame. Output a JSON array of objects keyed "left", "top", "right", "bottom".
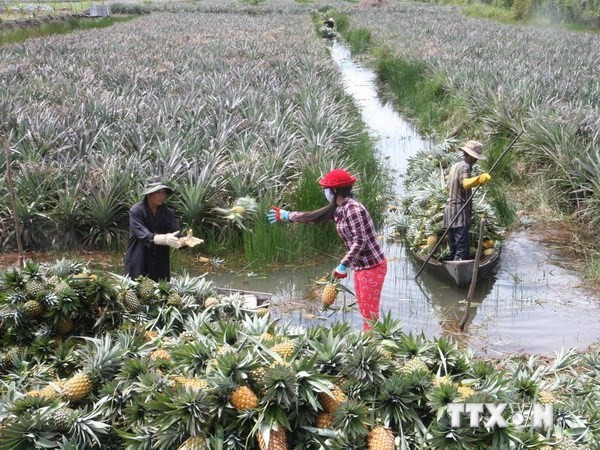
[
  {"left": 0, "top": 262, "right": 598, "bottom": 449},
  {"left": 389, "top": 141, "right": 506, "bottom": 260}
]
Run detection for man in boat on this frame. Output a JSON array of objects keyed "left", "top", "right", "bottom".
[{"left": 443, "top": 141, "right": 491, "bottom": 261}]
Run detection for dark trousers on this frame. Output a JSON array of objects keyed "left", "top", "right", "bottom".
[{"left": 448, "top": 226, "right": 470, "bottom": 260}]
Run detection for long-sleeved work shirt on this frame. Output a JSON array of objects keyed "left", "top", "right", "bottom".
[
  {"left": 124, "top": 199, "right": 179, "bottom": 281},
  {"left": 290, "top": 197, "right": 385, "bottom": 270},
  {"left": 443, "top": 160, "right": 472, "bottom": 229}
]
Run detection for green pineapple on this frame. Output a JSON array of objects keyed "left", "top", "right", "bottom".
[
  {"left": 178, "top": 436, "right": 209, "bottom": 450},
  {"left": 46, "top": 406, "right": 75, "bottom": 433},
  {"left": 137, "top": 276, "right": 156, "bottom": 301},
  {"left": 121, "top": 289, "right": 142, "bottom": 313},
  {"left": 22, "top": 300, "right": 44, "bottom": 319},
  {"left": 167, "top": 291, "right": 183, "bottom": 307}
]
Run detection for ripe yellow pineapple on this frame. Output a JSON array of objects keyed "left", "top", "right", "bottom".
[
  {"left": 457, "top": 385, "right": 475, "bottom": 401},
  {"left": 271, "top": 340, "right": 296, "bottom": 360},
  {"left": 315, "top": 412, "right": 333, "bottom": 428},
  {"left": 172, "top": 377, "right": 209, "bottom": 391},
  {"left": 318, "top": 386, "right": 347, "bottom": 413},
  {"left": 62, "top": 372, "right": 93, "bottom": 402},
  {"left": 538, "top": 390, "right": 557, "bottom": 404},
  {"left": 400, "top": 358, "right": 429, "bottom": 374},
  {"left": 257, "top": 425, "right": 288, "bottom": 450},
  {"left": 367, "top": 426, "right": 395, "bottom": 450},
  {"left": 230, "top": 385, "right": 259, "bottom": 410},
  {"left": 150, "top": 349, "right": 171, "bottom": 363},
  {"left": 483, "top": 239, "right": 494, "bottom": 249},
  {"left": 254, "top": 307, "right": 269, "bottom": 317},
  {"left": 144, "top": 330, "right": 160, "bottom": 342},
  {"left": 40, "top": 381, "right": 66, "bottom": 400},
  {"left": 321, "top": 283, "right": 338, "bottom": 307},
  {"left": 426, "top": 235, "right": 438, "bottom": 252}
]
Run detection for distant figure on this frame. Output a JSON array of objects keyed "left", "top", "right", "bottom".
[
  {"left": 443, "top": 141, "right": 491, "bottom": 260},
  {"left": 324, "top": 17, "right": 335, "bottom": 29},
  {"left": 124, "top": 176, "right": 182, "bottom": 282}
]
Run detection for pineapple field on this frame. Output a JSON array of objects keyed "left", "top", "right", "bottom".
[
  {"left": 0, "top": 260, "right": 599, "bottom": 449},
  {"left": 1, "top": 0, "right": 600, "bottom": 448}
]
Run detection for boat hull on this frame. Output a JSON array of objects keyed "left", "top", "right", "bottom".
[{"left": 413, "top": 248, "right": 501, "bottom": 288}]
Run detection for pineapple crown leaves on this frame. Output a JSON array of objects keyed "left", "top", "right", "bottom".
[
  {"left": 63, "top": 404, "right": 110, "bottom": 447},
  {"left": 331, "top": 399, "right": 373, "bottom": 441},
  {"left": 259, "top": 362, "right": 299, "bottom": 409},
  {"left": 340, "top": 344, "right": 389, "bottom": 386},
  {"left": 377, "top": 374, "right": 424, "bottom": 429},
  {"left": 74, "top": 335, "right": 126, "bottom": 384},
  {"left": 427, "top": 382, "right": 461, "bottom": 419},
  {"left": 146, "top": 389, "right": 214, "bottom": 437},
  {"left": 0, "top": 405, "right": 58, "bottom": 449},
  {"left": 209, "top": 350, "right": 260, "bottom": 385}
]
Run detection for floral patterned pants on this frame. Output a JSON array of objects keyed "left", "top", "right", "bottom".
[{"left": 354, "top": 259, "right": 387, "bottom": 330}]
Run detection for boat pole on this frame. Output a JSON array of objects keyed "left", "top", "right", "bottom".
[
  {"left": 460, "top": 218, "right": 485, "bottom": 330},
  {"left": 414, "top": 130, "right": 523, "bottom": 280}
]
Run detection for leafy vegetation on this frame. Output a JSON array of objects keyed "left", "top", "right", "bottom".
[{"left": 0, "top": 260, "right": 598, "bottom": 449}]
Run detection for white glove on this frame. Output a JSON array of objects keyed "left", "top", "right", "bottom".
[{"left": 154, "top": 232, "right": 182, "bottom": 248}]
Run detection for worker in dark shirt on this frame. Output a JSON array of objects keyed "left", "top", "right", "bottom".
[{"left": 124, "top": 176, "right": 182, "bottom": 281}]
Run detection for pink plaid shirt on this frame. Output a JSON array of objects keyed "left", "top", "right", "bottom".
[{"left": 334, "top": 197, "right": 385, "bottom": 270}]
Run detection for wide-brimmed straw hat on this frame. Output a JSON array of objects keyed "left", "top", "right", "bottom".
[
  {"left": 141, "top": 176, "right": 173, "bottom": 196},
  {"left": 459, "top": 140, "right": 486, "bottom": 160}
]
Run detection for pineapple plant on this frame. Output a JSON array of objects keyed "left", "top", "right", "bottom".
[
  {"left": 230, "top": 385, "right": 259, "bottom": 410},
  {"left": 367, "top": 426, "right": 396, "bottom": 450},
  {"left": 121, "top": 289, "right": 142, "bottom": 313},
  {"left": 204, "top": 296, "right": 219, "bottom": 309}
]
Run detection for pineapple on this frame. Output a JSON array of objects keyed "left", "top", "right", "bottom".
[
  {"left": 315, "top": 412, "right": 334, "bottom": 428},
  {"left": 257, "top": 425, "right": 288, "bottom": 450},
  {"left": 399, "top": 358, "right": 429, "bottom": 374},
  {"left": 137, "top": 277, "right": 156, "bottom": 300},
  {"left": 40, "top": 381, "right": 66, "bottom": 400},
  {"left": 318, "top": 386, "right": 347, "bottom": 413},
  {"left": 538, "top": 390, "right": 557, "bottom": 404},
  {"left": 167, "top": 291, "right": 183, "bottom": 307},
  {"left": 22, "top": 300, "right": 44, "bottom": 318},
  {"left": 150, "top": 349, "right": 171, "bottom": 363},
  {"left": 57, "top": 318, "right": 75, "bottom": 335},
  {"left": 321, "top": 283, "right": 338, "bottom": 307},
  {"left": 204, "top": 297, "right": 219, "bottom": 309},
  {"left": 122, "top": 290, "right": 142, "bottom": 313},
  {"left": 25, "top": 279, "right": 46, "bottom": 297},
  {"left": 178, "top": 436, "right": 208, "bottom": 450},
  {"left": 144, "top": 330, "right": 160, "bottom": 342},
  {"left": 254, "top": 307, "right": 269, "bottom": 317},
  {"left": 367, "top": 426, "right": 395, "bottom": 450},
  {"left": 483, "top": 239, "right": 494, "bottom": 249},
  {"left": 230, "top": 385, "right": 259, "bottom": 410},
  {"left": 426, "top": 235, "right": 438, "bottom": 252},
  {"left": 54, "top": 281, "right": 71, "bottom": 296},
  {"left": 172, "top": 377, "right": 209, "bottom": 391},
  {"left": 271, "top": 340, "right": 296, "bottom": 360},
  {"left": 47, "top": 406, "right": 75, "bottom": 433},
  {"left": 179, "top": 330, "right": 197, "bottom": 343},
  {"left": 62, "top": 372, "right": 93, "bottom": 402},
  {"left": 457, "top": 385, "right": 475, "bottom": 401}
]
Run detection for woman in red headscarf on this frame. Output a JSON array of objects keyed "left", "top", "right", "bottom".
[{"left": 268, "top": 169, "right": 387, "bottom": 330}]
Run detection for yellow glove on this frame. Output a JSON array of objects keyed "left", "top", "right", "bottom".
[
  {"left": 462, "top": 173, "right": 491, "bottom": 189},
  {"left": 178, "top": 229, "right": 204, "bottom": 248}
]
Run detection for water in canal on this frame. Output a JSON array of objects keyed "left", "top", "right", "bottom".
[{"left": 208, "top": 41, "right": 600, "bottom": 356}]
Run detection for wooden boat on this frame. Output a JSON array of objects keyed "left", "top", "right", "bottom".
[
  {"left": 411, "top": 247, "right": 502, "bottom": 288},
  {"left": 214, "top": 287, "right": 272, "bottom": 308}
]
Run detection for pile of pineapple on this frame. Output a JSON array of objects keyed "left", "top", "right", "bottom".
[
  {"left": 389, "top": 141, "right": 506, "bottom": 260},
  {"left": 0, "top": 260, "right": 598, "bottom": 449}
]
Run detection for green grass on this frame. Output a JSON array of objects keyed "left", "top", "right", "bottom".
[
  {"left": 0, "top": 15, "right": 134, "bottom": 45},
  {"left": 375, "top": 53, "right": 466, "bottom": 136},
  {"left": 462, "top": 3, "right": 516, "bottom": 23}
]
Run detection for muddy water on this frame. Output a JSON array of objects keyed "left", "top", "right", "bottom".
[{"left": 208, "top": 42, "right": 600, "bottom": 356}]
